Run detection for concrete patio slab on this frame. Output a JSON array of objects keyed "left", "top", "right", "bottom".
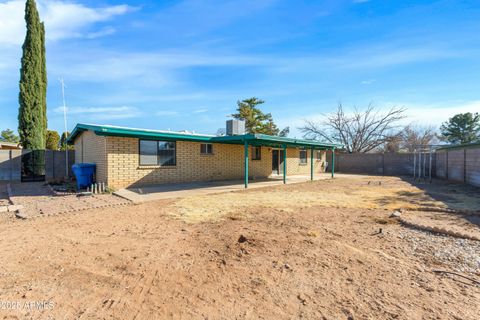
[{"left": 114, "top": 174, "right": 334, "bottom": 203}]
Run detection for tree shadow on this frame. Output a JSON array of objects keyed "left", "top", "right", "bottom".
[{"left": 380, "top": 175, "right": 480, "bottom": 233}]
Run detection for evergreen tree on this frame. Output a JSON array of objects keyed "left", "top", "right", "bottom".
[
  {"left": 18, "top": 0, "right": 47, "bottom": 150},
  {"left": 440, "top": 112, "right": 480, "bottom": 145},
  {"left": 60, "top": 132, "right": 74, "bottom": 150},
  {"left": 0, "top": 129, "right": 20, "bottom": 143},
  {"left": 45, "top": 130, "right": 60, "bottom": 150},
  {"left": 279, "top": 127, "right": 290, "bottom": 137},
  {"left": 40, "top": 21, "right": 47, "bottom": 132},
  {"left": 232, "top": 98, "right": 280, "bottom": 135}
]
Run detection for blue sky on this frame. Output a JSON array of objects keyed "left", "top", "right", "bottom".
[{"left": 0, "top": 0, "right": 479, "bottom": 137}]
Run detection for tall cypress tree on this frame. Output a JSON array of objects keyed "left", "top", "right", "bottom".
[
  {"left": 40, "top": 21, "right": 47, "bottom": 133},
  {"left": 18, "top": 0, "right": 47, "bottom": 150}
]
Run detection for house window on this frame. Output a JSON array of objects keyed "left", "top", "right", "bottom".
[
  {"left": 299, "top": 149, "right": 307, "bottom": 164},
  {"left": 316, "top": 150, "right": 322, "bottom": 161},
  {"left": 252, "top": 146, "right": 261, "bottom": 160},
  {"left": 139, "top": 140, "right": 176, "bottom": 166},
  {"left": 200, "top": 143, "right": 213, "bottom": 155}
]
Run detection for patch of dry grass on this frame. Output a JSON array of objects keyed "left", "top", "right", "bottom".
[{"left": 169, "top": 175, "right": 480, "bottom": 223}]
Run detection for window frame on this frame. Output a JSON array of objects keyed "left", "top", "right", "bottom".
[
  {"left": 299, "top": 148, "right": 308, "bottom": 165},
  {"left": 316, "top": 150, "right": 322, "bottom": 161},
  {"left": 200, "top": 143, "right": 214, "bottom": 155},
  {"left": 139, "top": 139, "right": 176, "bottom": 167},
  {"left": 251, "top": 146, "right": 261, "bottom": 160}
]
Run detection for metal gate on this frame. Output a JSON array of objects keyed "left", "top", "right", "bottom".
[{"left": 21, "top": 150, "right": 46, "bottom": 182}]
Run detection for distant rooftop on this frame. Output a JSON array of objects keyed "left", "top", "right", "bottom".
[{"left": 0, "top": 141, "right": 22, "bottom": 149}]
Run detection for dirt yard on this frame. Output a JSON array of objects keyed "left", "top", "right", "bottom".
[{"left": 0, "top": 175, "right": 479, "bottom": 319}]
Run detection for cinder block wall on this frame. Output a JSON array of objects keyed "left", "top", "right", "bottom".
[
  {"left": 466, "top": 147, "right": 480, "bottom": 186},
  {"left": 45, "top": 150, "right": 75, "bottom": 180},
  {"left": 436, "top": 146, "right": 480, "bottom": 187},
  {"left": 446, "top": 149, "right": 465, "bottom": 182},
  {"left": 436, "top": 150, "right": 447, "bottom": 178},
  {"left": 0, "top": 150, "right": 75, "bottom": 181},
  {"left": 324, "top": 151, "right": 435, "bottom": 177},
  {"left": 336, "top": 153, "right": 384, "bottom": 174},
  {"left": 0, "top": 150, "right": 22, "bottom": 181}
]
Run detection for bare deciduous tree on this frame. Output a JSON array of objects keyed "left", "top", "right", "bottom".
[
  {"left": 400, "top": 125, "right": 438, "bottom": 151},
  {"left": 300, "top": 103, "right": 407, "bottom": 153},
  {"left": 381, "top": 125, "right": 438, "bottom": 152}
]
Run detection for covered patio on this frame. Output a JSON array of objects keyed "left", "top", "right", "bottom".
[
  {"left": 114, "top": 173, "right": 335, "bottom": 203},
  {"left": 210, "top": 133, "right": 341, "bottom": 188},
  {"left": 67, "top": 123, "right": 342, "bottom": 190}
]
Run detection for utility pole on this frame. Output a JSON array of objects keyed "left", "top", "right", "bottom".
[{"left": 60, "top": 77, "right": 69, "bottom": 177}]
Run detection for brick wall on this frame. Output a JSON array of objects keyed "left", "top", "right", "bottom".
[
  {"left": 103, "top": 136, "right": 327, "bottom": 189},
  {"left": 74, "top": 131, "right": 107, "bottom": 183},
  {"left": 72, "top": 131, "right": 329, "bottom": 189},
  {"left": 285, "top": 148, "right": 326, "bottom": 175}
]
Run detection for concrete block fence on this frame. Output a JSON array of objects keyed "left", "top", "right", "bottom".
[
  {"left": 325, "top": 151, "right": 435, "bottom": 177},
  {"left": 326, "top": 145, "right": 479, "bottom": 188},
  {"left": 435, "top": 145, "right": 480, "bottom": 187},
  {"left": 0, "top": 150, "right": 74, "bottom": 182}
]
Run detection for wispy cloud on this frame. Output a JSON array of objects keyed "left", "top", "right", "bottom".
[
  {"left": 49, "top": 50, "right": 266, "bottom": 84},
  {"left": 53, "top": 105, "right": 142, "bottom": 120},
  {"left": 272, "top": 43, "right": 465, "bottom": 74},
  {"left": 192, "top": 108, "right": 208, "bottom": 113},
  {"left": 0, "top": 0, "right": 135, "bottom": 46},
  {"left": 361, "top": 79, "right": 376, "bottom": 85},
  {"left": 155, "top": 110, "right": 180, "bottom": 116},
  {"left": 85, "top": 27, "right": 116, "bottom": 39},
  {"left": 389, "top": 100, "right": 480, "bottom": 126},
  {"left": 282, "top": 100, "right": 480, "bottom": 138}
]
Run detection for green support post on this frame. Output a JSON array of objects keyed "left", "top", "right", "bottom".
[
  {"left": 331, "top": 147, "right": 335, "bottom": 178},
  {"left": 244, "top": 141, "right": 249, "bottom": 188},
  {"left": 283, "top": 144, "right": 287, "bottom": 184},
  {"left": 310, "top": 147, "right": 314, "bottom": 181}
]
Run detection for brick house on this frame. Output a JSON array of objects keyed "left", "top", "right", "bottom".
[{"left": 68, "top": 123, "right": 340, "bottom": 190}]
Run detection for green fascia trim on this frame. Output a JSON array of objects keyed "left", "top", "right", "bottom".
[
  {"left": 95, "top": 130, "right": 213, "bottom": 142},
  {"left": 436, "top": 142, "right": 480, "bottom": 151},
  {"left": 250, "top": 134, "right": 341, "bottom": 148},
  {"left": 67, "top": 123, "right": 343, "bottom": 149},
  {"left": 67, "top": 123, "right": 214, "bottom": 144},
  {"left": 211, "top": 134, "right": 341, "bottom": 148}
]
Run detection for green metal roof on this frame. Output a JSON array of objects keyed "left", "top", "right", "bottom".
[
  {"left": 435, "top": 142, "right": 480, "bottom": 151},
  {"left": 68, "top": 123, "right": 342, "bottom": 149}
]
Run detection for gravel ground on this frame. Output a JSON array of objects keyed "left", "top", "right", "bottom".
[
  {"left": 8, "top": 182, "right": 130, "bottom": 217},
  {"left": 398, "top": 229, "right": 480, "bottom": 274}
]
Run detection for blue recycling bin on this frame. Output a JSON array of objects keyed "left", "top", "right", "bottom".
[{"left": 72, "top": 163, "right": 96, "bottom": 189}]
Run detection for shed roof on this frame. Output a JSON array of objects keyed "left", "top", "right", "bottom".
[
  {"left": 436, "top": 142, "right": 480, "bottom": 151},
  {"left": 68, "top": 123, "right": 342, "bottom": 149}
]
